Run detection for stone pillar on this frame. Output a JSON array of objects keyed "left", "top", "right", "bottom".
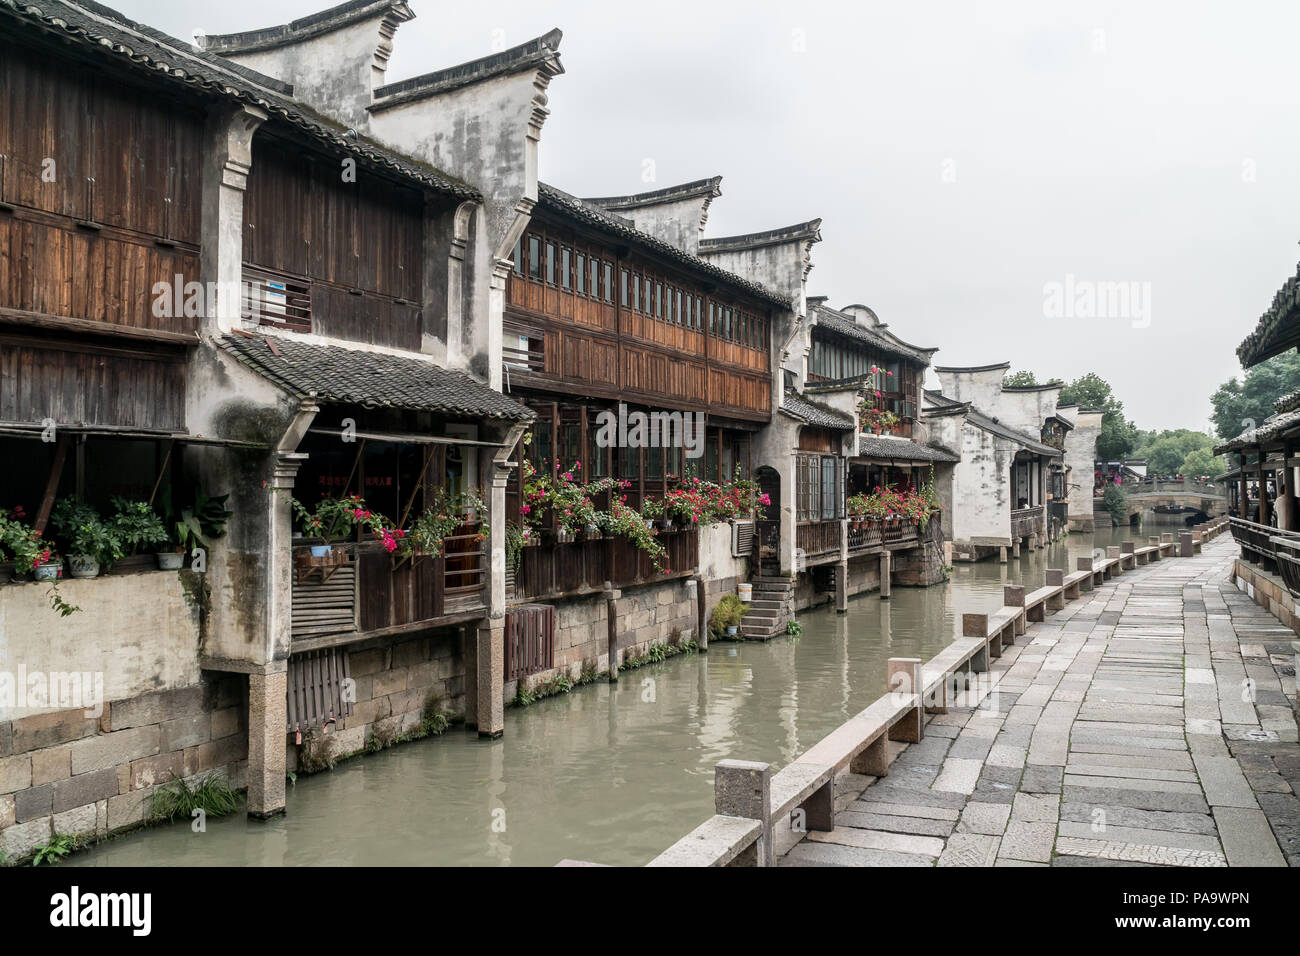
[
  {"left": 691, "top": 577, "right": 707, "bottom": 652},
  {"left": 879, "top": 551, "right": 891, "bottom": 600},
  {"left": 1179, "top": 531, "right": 1194, "bottom": 557},
  {"left": 463, "top": 624, "right": 479, "bottom": 729},
  {"left": 200, "top": 104, "right": 266, "bottom": 335},
  {"left": 887, "top": 657, "right": 923, "bottom": 743},
  {"left": 475, "top": 620, "right": 504, "bottom": 738},
  {"left": 1012, "top": 537, "right": 1021, "bottom": 559},
  {"left": 714, "top": 760, "right": 772, "bottom": 867},
  {"left": 1004, "top": 583, "right": 1026, "bottom": 635},
  {"left": 247, "top": 664, "right": 288, "bottom": 819},
  {"left": 1076, "top": 556, "right": 1094, "bottom": 591},
  {"left": 606, "top": 590, "right": 621, "bottom": 682},
  {"left": 999, "top": 545, "right": 1008, "bottom": 564}
]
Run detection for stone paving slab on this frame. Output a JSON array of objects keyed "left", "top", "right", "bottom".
[{"left": 776, "top": 535, "right": 1298, "bottom": 868}]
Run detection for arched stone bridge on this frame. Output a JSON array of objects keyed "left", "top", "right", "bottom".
[{"left": 1093, "top": 480, "right": 1228, "bottom": 526}]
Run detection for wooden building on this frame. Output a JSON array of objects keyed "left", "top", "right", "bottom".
[{"left": 0, "top": 0, "right": 561, "bottom": 842}]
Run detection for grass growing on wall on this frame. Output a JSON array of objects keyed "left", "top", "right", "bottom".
[{"left": 148, "top": 771, "right": 241, "bottom": 823}]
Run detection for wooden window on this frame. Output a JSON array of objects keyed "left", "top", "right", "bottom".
[
  {"left": 633, "top": 275, "right": 641, "bottom": 312},
  {"left": 708, "top": 302, "right": 715, "bottom": 334},
  {"left": 545, "top": 242, "right": 556, "bottom": 285},
  {"left": 676, "top": 290, "right": 683, "bottom": 325},
  {"left": 654, "top": 281, "right": 662, "bottom": 318},
  {"left": 694, "top": 296, "right": 702, "bottom": 330},
  {"left": 528, "top": 236, "right": 541, "bottom": 279},
  {"left": 621, "top": 269, "right": 630, "bottom": 307},
  {"left": 603, "top": 263, "right": 614, "bottom": 303},
  {"left": 513, "top": 238, "right": 524, "bottom": 276},
  {"left": 589, "top": 257, "right": 599, "bottom": 298},
  {"left": 642, "top": 275, "right": 651, "bottom": 314},
  {"left": 560, "top": 248, "right": 571, "bottom": 290},
  {"left": 576, "top": 252, "right": 586, "bottom": 294},
  {"left": 820, "top": 457, "right": 838, "bottom": 520},
  {"left": 725, "top": 308, "right": 733, "bottom": 341}
]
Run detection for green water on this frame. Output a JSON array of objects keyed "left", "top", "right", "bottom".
[{"left": 71, "top": 526, "right": 1132, "bottom": 867}]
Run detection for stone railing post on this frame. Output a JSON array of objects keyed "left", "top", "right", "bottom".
[
  {"left": 714, "top": 760, "right": 772, "bottom": 867},
  {"left": 887, "top": 657, "right": 923, "bottom": 743},
  {"left": 1077, "top": 556, "right": 1095, "bottom": 591}
]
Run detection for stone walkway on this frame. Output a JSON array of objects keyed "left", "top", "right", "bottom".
[{"left": 779, "top": 536, "right": 1300, "bottom": 867}]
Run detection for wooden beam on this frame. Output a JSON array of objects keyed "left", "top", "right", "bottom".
[{"left": 33, "top": 436, "right": 70, "bottom": 534}]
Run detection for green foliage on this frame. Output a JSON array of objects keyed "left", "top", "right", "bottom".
[
  {"left": 1059, "top": 373, "right": 1138, "bottom": 460},
  {"left": 1180, "top": 446, "right": 1221, "bottom": 478},
  {"left": 709, "top": 593, "right": 750, "bottom": 636},
  {"left": 1102, "top": 484, "right": 1128, "bottom": 524},
  {"left": 1003, "top": 370, "right": 1062, "bottom": 387},
  {"left": 109, "top": 497, "right": 168, "bottom": 554},
  {"left": 174, "top": 489, "right": 233, "bottom": 552},
  {"left": 1130, "top": 429, "right": 1218, "bottom": 475},
  {"left": 786, "top": 620, "right": 803, "bottom": 637},
  {"left": 148, "top": 772, "right": 240, "bottom": 823},
  {"left": 1210, "top": 352, "right": 1300, "bottom": 441},
  {"left": 32, "top": 833, "right": 86, "bottom": 866}
]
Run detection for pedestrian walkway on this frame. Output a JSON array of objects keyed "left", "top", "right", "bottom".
[{"left": 780, "top": 536, "right": 1300, "bottom": 867}]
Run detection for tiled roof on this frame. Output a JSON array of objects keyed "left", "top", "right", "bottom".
[
  {"left": 1214, "top": 408, "right": 1300, "bottom": 455},
  {"left": 857, "top": 435, "right": 958, "bottom": 463},
  {"left": 372, "top": 28, "right": 562, "bottom": 106},
  {"left": 1275, "top": 390, "right": 1300, "bottom": 414},
  {"left": 811, "top": 304, "right": 936, "bottom": 365},
  {"left": 1, "top": 0, "right": 478, "bottom": 201},
  {"left": 1237, "top": 261, "right": 1300, "bottom": 368},
  {"left": 537, "top": 183, "right": 794, "bottom": 310},
  {"left": 923, "top": 390, "right": 1061, "bottom": 457},
  {"left": 221, "top": 334, "right": 534, "bottom": 421},
  {"left": 779, "top": 393, "right": 856, "bottom": 430}
]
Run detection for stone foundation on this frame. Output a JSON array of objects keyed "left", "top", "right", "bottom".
[
  {"left": 504, "top": 576, "right": 701, "bottom": 700},
  {"left": 0, "top": 675, "right": 247, "bottom": 862},
  {"left": 287, "top": 628, "right": 467, "bottom": 774},
  {"left": 893, "top": 538, "right": 947, "bottom": 587},
  {"left": 1231, "top": 559, "right": 1300, "bottom": 635}
]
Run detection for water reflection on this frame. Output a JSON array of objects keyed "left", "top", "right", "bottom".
[{"left": 74, "top": 526, "right": 1132, "bottom": 867}]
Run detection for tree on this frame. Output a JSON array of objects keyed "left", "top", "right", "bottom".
[
  {"left": 1210, "top": 352, "right": 1300, "bottom": 441},
  {"left": 1133, "top": 428, "right": 1216, "bottom": 475},
  {"left": 1059, "top": 372, "right": 1138, "bottom": 460},
  {"left": 1180, "top": 447, "right": 1222, "bottom": 478},
  {"left": 1003, "top": 370, "right": 1062, "bottom": 388}
]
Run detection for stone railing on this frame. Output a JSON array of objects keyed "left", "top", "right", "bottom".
[{"left": 634, "top": 520, "right": 1228, "bottom": 868}]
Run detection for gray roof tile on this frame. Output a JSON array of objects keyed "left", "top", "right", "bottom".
[{"left": 221, "top": 334, "right": 534, "bottom": 421}]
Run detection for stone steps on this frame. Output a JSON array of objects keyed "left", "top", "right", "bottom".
[{"left": 740, "top": 576, "right": 795, "bottom": 639}]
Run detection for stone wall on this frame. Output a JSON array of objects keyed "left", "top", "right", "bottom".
[
  {"left": 0, "top": 571, "right": 205, "bottom": 721},
  {"left": 0, "top": 675, "right": 246, "bottom": 862},
  {"left": 505, "top": 576, "right": 701, "bottom": 700},
  {"left": 287, "top": 628, "right": 466, "bottom": 773},
  {"left": 1232, "top": 560, "right": 1300, "bottom": 634}
]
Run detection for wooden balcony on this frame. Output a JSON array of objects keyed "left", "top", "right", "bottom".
[
  {"left": 512, "top": 527, "right": 698, "bottom": 602},
  {"left": 290, "top": 522, "right": 487, "bottom": 646},
  {"left": 797, "top": 520, "right": 843, "bottom": 560},
  {"left": 846, "top": 518, "right": 920, "bottom": 553},
  {"left": 1011, "top": 505, "right": 1044, "bottom": 539}
]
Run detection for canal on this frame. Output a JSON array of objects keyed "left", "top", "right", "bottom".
[{"left": 73, "top": 526, "right": 1134, "bottom": 867}]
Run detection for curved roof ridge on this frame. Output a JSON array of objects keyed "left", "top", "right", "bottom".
[
  {"left": 932, "top": 361, "right": 1011, "bottom": 373},
  {"left": 583, "top": 176, "right": 723, "bottom": 209},
  {"left": 371, "top": 28, "right": 563, "bottom": 106},
  {"left": 699, "top": 219, "right": 822, "bottom": 253},
  {"left": 200, "top": 0, "right": 412, "bottom": 56}
]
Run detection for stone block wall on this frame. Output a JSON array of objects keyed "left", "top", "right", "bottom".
[
  {"left": 1232, "top": 560, "right": 1300, "bottom": 634},
  {"left": 286, "top": 628, "right": 466, "bottom": 773},
  {"left": 505, "top": 577, "right": 699, "bottom": 700},
  {"left": 0, "top": 675, "right": 246, "bottom": 862}
]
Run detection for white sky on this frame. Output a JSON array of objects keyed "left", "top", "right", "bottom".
[{"left": 114, "top": 0, "right": 1300, "bottom": 432}]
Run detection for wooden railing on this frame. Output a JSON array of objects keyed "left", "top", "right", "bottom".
[
  {"left": 513, "top": 527, "right": 698, "bottom": 601},
  {"left": 797, "top": 520, "right": 842, "bottom": 558},
  {"left": 1229, "top": 516, "right": 1300, "bottom": 574},
  {"left": 846, "top": 519, "right": 882, "bottom": 551},
  {"left": 290, "top": 521, "right": 487, "bottom": 642},
  {"left": 1011, "top": 505, "right": 1044, "bottom": 539}
]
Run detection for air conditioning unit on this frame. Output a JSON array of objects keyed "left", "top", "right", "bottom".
[{"left": 732, "top": 519, "right": 755, "bottom": 557}]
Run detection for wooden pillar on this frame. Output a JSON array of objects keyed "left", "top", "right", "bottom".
[
  {"left": 1259, "top": 450, "right": 1269, "bottom": 526},
  {"left": 1239, "top": 454, "right": 1249, "bottom": 520}
]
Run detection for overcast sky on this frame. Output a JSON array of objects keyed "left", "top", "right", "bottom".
[{"left": 117, "top": 0, "right": 1300, "bottom": 433}]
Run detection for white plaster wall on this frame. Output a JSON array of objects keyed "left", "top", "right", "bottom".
[
  {"left": 0, "top": 574, "right": 202, "bottom": 720},
  {"left": 935, "top": 367, "right": 1006, "bottom": 412},
  {"left": 1064, "top": 411, "right": 1104, "bottom": 519},
  {"left": 950, "top": 423, "right": 1014, "bottom": 545},
  {"left": 611, "top": 197, "right": 709, "bottom": 256},
  {"left": 697, "top": 523, "right": 747, "bottom": 582}
]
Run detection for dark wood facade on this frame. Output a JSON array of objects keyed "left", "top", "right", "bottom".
[
  {"left": 808, "top": 326, "right": 923, "bottom": 439},
  {"left": 504, "top": 210, "right": 774, "bottom": 422}
]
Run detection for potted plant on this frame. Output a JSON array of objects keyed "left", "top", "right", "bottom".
[
  {"left": 710, "top": 593, "right": 749, "bottom": 638},
  {"left": 167, "top": 488, "right": 234, "bottom": 567},
  {"left": 51, "top": 498, "right": 123, "bottom": 579},
  {"left": 34, "top": 553, "right": 63, "bottom": 581},
  {"left": 109, "top": 497, "right": 170, "bottom": 569}
]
